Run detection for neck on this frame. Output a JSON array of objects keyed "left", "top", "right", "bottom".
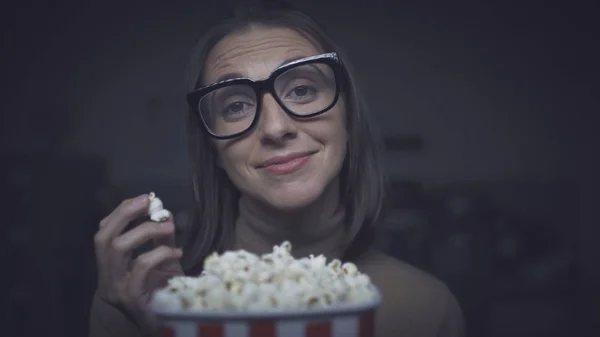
[{"left": 232, "top": 179, "right": 347, "bottom": 259}]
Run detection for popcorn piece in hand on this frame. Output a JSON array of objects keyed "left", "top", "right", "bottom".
[{"left": 148, "top": 192, "right": 170, "bottom": 222}]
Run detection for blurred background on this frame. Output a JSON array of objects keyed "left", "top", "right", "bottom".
[{"left": 1, "top": 1, "right": 597, "bottom": 336}]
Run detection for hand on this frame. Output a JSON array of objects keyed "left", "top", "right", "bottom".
[{"left": 93, "top": 194, "right": 184, "bottom": 331}]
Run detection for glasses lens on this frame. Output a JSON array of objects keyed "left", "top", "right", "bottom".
[
  {"left": 273, "top": 62, "right": 337, "bottom": 115},
  {"left": 199, "top": 84, "right": 257, "bottom": 137}
]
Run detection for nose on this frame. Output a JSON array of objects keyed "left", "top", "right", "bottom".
[{"left": 257, "top": 93, "right": 297, "bottom": 145}]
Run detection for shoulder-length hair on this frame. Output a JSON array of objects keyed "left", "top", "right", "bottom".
[{"left": 181, "top": 5, "right": 387, "bottom": 275}]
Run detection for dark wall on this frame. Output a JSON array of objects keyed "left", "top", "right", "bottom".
[
  {"left": 3, "top": 1, "right": 593, "bottom": 184},
  {"left": 2, "top": 1, "right": 597, "bottom": 337}
]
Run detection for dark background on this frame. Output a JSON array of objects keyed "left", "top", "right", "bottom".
[{"left": 1, "top": 1, "right": 598, "bottom": 336}]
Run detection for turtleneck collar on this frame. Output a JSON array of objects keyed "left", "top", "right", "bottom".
[{"left": 231, "top": 181, "right": 348, "bottom": 260}]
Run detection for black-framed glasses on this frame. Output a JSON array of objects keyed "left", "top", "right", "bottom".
[{"left": 186, "top": 52, "right": 344, "bottom": 139}]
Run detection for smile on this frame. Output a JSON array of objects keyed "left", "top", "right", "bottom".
[{"left": 258, "top": 152, "right": 316, "bottom": 174}]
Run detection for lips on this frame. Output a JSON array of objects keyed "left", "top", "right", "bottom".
[
  {"left": 258, "top": 151, "right": 315, "bottom": 168},
  {"left": 257, "top": 151, "right": 316, "bottom": 174}
]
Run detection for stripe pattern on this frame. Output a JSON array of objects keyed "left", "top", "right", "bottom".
[{"left": 158, "top": 311, "right": 375, "bottom": 337}]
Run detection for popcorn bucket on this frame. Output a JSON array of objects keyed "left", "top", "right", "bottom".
[{"left": 154, "top": 287, "right": 381, "bottom": 337}]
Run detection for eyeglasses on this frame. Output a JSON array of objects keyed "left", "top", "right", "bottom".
[{"left": 187, "top": 52, "right": 344, "bottom": 139}]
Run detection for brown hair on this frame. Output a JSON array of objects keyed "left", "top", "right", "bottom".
[{"left": 181, "top": 4, "right": 387, "bottom": 275}]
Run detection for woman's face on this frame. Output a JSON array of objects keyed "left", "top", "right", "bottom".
[{"left": 203, "top": 25, "right": 347, "bottom": 210}]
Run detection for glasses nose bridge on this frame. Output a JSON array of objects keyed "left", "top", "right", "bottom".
[
  {"left": 254, "top": 76, "right": 287, "bottom": 115},
  {"left": 254, "top": 75, "right": 278, "bottom": 103},
  {"left": 259, "top": 92, "right": 288, "bottom": 124},
  {"left": 255, "top": 78, "right": 296, "bottom": 137}
]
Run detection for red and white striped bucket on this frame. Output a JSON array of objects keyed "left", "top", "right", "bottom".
[{"left": 155, "top": 289, "right": 381, "bottom": 337}]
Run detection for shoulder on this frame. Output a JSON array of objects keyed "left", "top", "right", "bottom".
[
  {"left": 355, "top": 250, "right": 465, "bottom": 337},
  {"left": 356, "top": 249, "right": 449, "bottom": 298}
]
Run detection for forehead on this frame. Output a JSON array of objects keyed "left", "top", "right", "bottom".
[{"left": 202, "top": 26, "right": 322, "bottom": 85}]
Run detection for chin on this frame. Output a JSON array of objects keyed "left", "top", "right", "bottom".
[{"left": 262, "top": 181, "right": 326, "bottom": 211}]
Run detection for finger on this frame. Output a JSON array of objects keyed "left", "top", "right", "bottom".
[
  {"left": 95, "top": 194, "right": 150, "bottom": 245},
  {"left": 153, "top": 231, "right": 176, "bottom": 249},
  {"left": 153, "top": 214, "right": 176, "bottom": 248},
  {"left": 112, "top": 221, "right": 175, "bottom": 256},
  {"left": 130, "top": 245, "right": 183, "bottom": 289}
]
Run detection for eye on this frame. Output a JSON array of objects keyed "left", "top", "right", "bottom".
[
  {"left": 226, "top": 102, "right": 246, "bottom": 113},
  {"left": 222, "top": 101, "right": 254, "bottom": 119},
  {"left": 285, "top": 85, "right": 317, "bottom": 102},
  {"left": 292, "top": 86, "right": 310, "bottom": 97}
]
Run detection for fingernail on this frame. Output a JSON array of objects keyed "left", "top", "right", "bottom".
[{"left": 174, "top": 248, "right": 183, "bottom": 256}]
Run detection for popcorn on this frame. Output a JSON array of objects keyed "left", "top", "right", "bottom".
[
  {"left": 342, "top": 262, "right": 358, "bottom": 276},
  {"left": 148, "top": 192, "right": 170, "bottom": 222},
  {"left": 151, "top": 241, "right": 378, "bottom": 313}
]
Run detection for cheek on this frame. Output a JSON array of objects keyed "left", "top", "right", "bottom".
[
  {"left": 328, "top": 107, "right": 349, "bottom": 170},
  {"left": 330, "top": 126, "right": 348, "bottom": 169},
  {"left": 317, "top": 105, "right": 348, "bottom": 153},
  {"left": 214, "top": 140, "right": 255, "bottom": 184}
]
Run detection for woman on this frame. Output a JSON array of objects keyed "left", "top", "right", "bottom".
[{"left": 90, "top": 3, "right": 464, "bottom": 337}]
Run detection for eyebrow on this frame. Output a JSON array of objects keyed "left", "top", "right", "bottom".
[{"left": 212, "top": 55, "right": 309, "bottom": 85}]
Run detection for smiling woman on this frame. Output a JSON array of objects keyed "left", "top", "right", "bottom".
[
  {"left": 89, "top": 1, "right": 464, "bottom": 337},
  {"left": 198, "top": 29, "right": 349, "bottom": 213}
]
